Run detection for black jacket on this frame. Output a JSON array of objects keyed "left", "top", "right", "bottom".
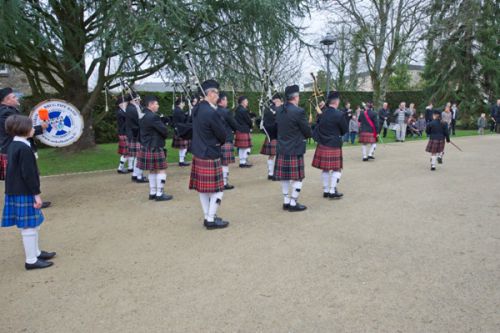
[
  {"left": 217, "top": 106, "right": 240, "bottom": 143},
  {"left": 0, "top": 104, "right": 43, "bottom": 154},
  {"left": 358, "top": 109, "right": 379, "bottom": 134},
  {"left": 378, "top": 108, "right": 389, "bottom": 124},
  {"left": 172, "top": 106, "right": 188, "bottom": 124},
  {"left": 116, "top": 107, "right": 127, "bottom": 135},
  {"left": 192, "top": 101, "right": 227, "bottom": 159},
  {"left": 426, "top": 120, "right": 450, "bottom": 141},
  {"left": 316, "top": 107, "right": 348, "bottom": 148},
  {"left": 263, "top": 105, "right": 279, "bottom": 140},
  {"left": 276, "top": 103, "right": 312, "bottom": 155},
  {"left": 234, "top": 105, "right": 253, "bottom": 133},
  {"left": 425, "top": 107, "right": 434, "bottom": 123},
  {"left": 491, "top": 104, "right": 500, "bottom": 121},
  {"left": 125, "top": 103, "right": 140, "bottom": 141},
  {"left": 342, "top": 107, "right": 352, "bottom": 124},
  {"left": 139, "top": 109, "right": 168, "bottom": 148},
  {"left": 5, "top": 141, "right": 40, "bottom": 195}
]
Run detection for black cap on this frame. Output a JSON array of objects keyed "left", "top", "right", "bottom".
[
  {"left": 238, "top": 95, "right": 248, "bottom": 104},
  {"left": 217, "top": 92, "right": 228, "bottom": 104},
  {"left": 0, "top": 87, "right": 14, "bottom": 102},
  {"left": 327, "top": 91, "right": 340, "bottom": 102},
  {"left": 144, "top": 95, "right": 158, "bottom": 106},
  {"left": 272, "top": 93, "right": 283, "bottom": 101},
  {"left": 200, "top": 79, "right": 219, "bottom": 94},
  {"left": 285, "top": 85, "right": 299, "bottom": 99}
]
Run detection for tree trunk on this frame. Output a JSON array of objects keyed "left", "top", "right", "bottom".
[{"left": 62, "top": 85, "right": 96, "bottom": 152}]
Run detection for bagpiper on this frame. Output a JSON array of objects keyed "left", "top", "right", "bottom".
[
  {"left": 171, "top": 98, "right": 191, "bottom": 167},
  {"left": 274, "top": 85, "right": 312, "bottom": 212},
  {"left": 358, "top": 102, "right": 379, "bottom": 161},
  {"left": 125, "top": 93, "right": 147, "bottom": 183},
  {"left": 217, "top": 92, "right": 240, "bottom": 190},
  {"left": 234, "top": 96, "right": 253, "bottom": 168},
  {"left": 426, "top": 110, "right": 450, "bottom": 171},
  {"left": 189, "top": 80, "right": 229, "bottom": 229},
  {"left": 260, "top": 93, "right": 281, "bottom": 180},
  {"left": 115, "top": 95, "right": 131, "bottom": 174},
  {"left": 311, "top": 91, "right": 348, "bottom": 199}
]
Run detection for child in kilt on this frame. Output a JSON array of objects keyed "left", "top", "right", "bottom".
[
  {"left": 234, "top": 96, "right": 253, "bottom": 168},
  {"left": 426, "top": 110, "right": 450, "bottom": 171},
  {"left": 137, "top": 96, "right": 173, "bottom": 201},
  {"left": 115, "top": 96, "right": 131, "bottom": 174},
  {"left": 358, "top": 103, "right": 379, "bottom": 161},
  {"left": 260, "top": 94, "right": 282, "bottom": 180},
  {"left": 2, "top": 115, "right": 56, "bottom": 270},
  {"left": 190, "top": 80, "right": 230, "bottom": 229},
  {"left": 217, "top": 92, "right": 240, "bottom": 190},
  {"left": 311, "top": 91, "right": 348, "bottom": 199}
]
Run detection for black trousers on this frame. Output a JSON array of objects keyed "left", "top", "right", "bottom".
[{"left": 451, "top": 119, "right": 456, "bottom": 135}]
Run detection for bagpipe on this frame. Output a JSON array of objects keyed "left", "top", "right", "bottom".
[
  {"left": 256, "top": 69, "right": 278, "bottom": 142},
  {"left": 308, "top": 72, "right": 325, "bottom": 124}
]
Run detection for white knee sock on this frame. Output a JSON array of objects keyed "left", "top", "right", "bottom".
[
  {"left": 321, "top": 171, "right": 330, "bottom": 193},
  {"left": 156, "top": 173, "right": 167, "bottom": 197},
  {"left": 267, "top": 159, "right": 275, "bottom": 176},
  {"left": 118, "top": 156, "right": 127, "bottom": 171},
  {"left": 148, "top": 173, "right": 157, "bottom": 195},
  {"left": 239, "top": 149, "right": 247, "bottom": 164},
  {"left": 133, "top": 158, "right": 143, "bottom": 179},
  {"left": 128, "top": 157, "right": 134, "bottom": 171},
  {"left": 199, "top": 193, "right": 210, "bottom": 220},
  {"left": 431, "top": 155, "right": 437, "bottom": 166},
  {"left": 35, "top": 226, "right": 41, "bottom": 257},
  {"left": 222, "top": 166, "right": 229, "bottom": 185},
  {"left": 21, "top": 228, "right": 38, "bottom": 264},
  {"left": 330, "top": 171, "right": 342, "bottom": 194},
  {"left": 362, "top": 145, "right": 367, "bottom": 158},
  {"left": 369, "top": 143, "right": 377, "bottom": 156},
  {"left": 290, "top": 181, "right": 303, "bottom": 206},
  {"left": 179, "top": 149, "right": 187, "bottom": 163},
  {"left": 281, "top": 181, "right": 291, "bottom": 204},
  {"left": 207, "top": 192, "right": 224, "bottom": 222}
]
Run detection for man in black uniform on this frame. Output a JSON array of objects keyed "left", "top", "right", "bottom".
[
  {"left": 137, "top": 96, "right": 172, "bottom": 201},
  {"left": 189, "top": 80, "right": 229, "bottom": 229},
  {"left": 260, "top": 93, "right": 281, "bottom": 180},
  {"left": 311, "top": 91, "right": 348, "bottom": 199},
  {"left": 115, "top": 96, "right": 131, "bottom": 174},
  {"left": 274, "top": 85, "right": 312, "bottom": 212},
  {"left": 125, "top": 93, "right": 147, "bottom": 183},
  {"left": 217, "top": 92, "right": 240, "bottom": 190},
  {"left": 171, "top": 98, "right": 191, "bottom": 167},
  {"left": 234, "top": 96, "right": 253, "bottom": 167},
  {"left": 378, "top": 102, "right": 390, "bottom": 138}
]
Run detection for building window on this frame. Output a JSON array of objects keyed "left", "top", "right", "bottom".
[{"left": 0, "top": 64, "right": 8, "bottom": 75}]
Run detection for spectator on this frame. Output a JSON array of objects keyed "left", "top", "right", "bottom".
[
  {"left": 378, "top": 102, "right": 390, "bottom": 138},
  {"left": 425, "top": 102, "right": 434, "bottom": 124},
  {"left": 416, "top": 114, "right": 427, "bottom": 137},
  {"left": 491, "top": 99, "right": 500, "bottom": 133},
  {"left": 451, "top": 102, "right": 459, "bottom": 135},
  {"left": 342, "top": 102, "right": 352, "bottom": 142},
  {"left": 393, "top": 102, "right": 411, "bottom": 142},
  {"left": 409, "top": 103, "right": 417, "bottom": 118},
  {"left": 441, "top": 102, "right": 453, "bottom": 131},
  {"left": 349, "top": 115, "right": 359, "bottom": 144},
  {"left": 477, "top": 113, "right": 487, "bottom": 135}
]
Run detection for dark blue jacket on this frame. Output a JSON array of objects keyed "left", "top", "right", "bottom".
[
  {"left": 234, "top": 105, "right": 253, "bottom": 133},
  {"left": 125, "top": 103, "right": 140, "bottom": 141},
  {"left": 139, "top": 109, "right": 168, "bottom": 148},
  {"left": 358, "top": 109, "right": 379, "bottom": 134},
  {"left": 276, "top": 103, "right": 312, "bottom": 155},
  {"left": 217, "top": 106, "right": 240, "bottom": 143},
  {"left": 316, "top": 107, "right": 348, "bottom": 148},
  {"left": 192, "top": 101, "right": 227, "bottom": 159},
  {"left": 426, "top": 120, "right": 450, "bottom": 141}
]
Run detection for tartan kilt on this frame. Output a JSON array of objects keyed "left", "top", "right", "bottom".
[
  {"left": 426, "top": 139, "right": 445, "bottom": 154},
  {"left": 359, "top": 131, "right": 377, "bottom": 144},
  {"left": 189, "top": 157, "right": 224, "bottom": 193},
  {"left": 260, "top": 138, "right": 277, "bottom": 156},
  {"left": 136, "top": 147, "right": 168, "bottom": 171},
  {"left": 2, "top": 195, "right": 44, "bottom": 229},
  {"left": 127, "top": 138, "right": 141, "bottom": 157},
  {"left": 312, "top": 145, "right": 343, "bottom": 171},
  {"left": 234, "top": 131, "right": 252, "bottom": 148},
  {"left": 220, "top": 142, "right": 235, "bottom": 166},
  {"left": 273, "top": 154, "right": 305, "bottom": 181},
  {"left": 0, "top": 153, "right": 7, "bottom": 181},
  {"left": 172, "top": 135, "right": 190, "bottom": 149},
  {"left": 117, "top": 135, "right": 129, "bottom": 156}
]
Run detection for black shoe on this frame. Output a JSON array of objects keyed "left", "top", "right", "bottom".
[
  {"left": 128, "top": 169, "right": 134, "bottom": 173},
  {"left": 117, "top": 169, "right": 129, "bottom": 174},
  {"left": 363, "top": 157, "right": 368, "bottom": 162},
  {"left": 288, "top": 203, "right": 307, "bottom": 212},
  {"left": 149, "top": 194, "right": 156, "bottom": 200},
  {"left": 239, "top": 163, "right": 252, "bottom": 168},
  {"left": 224, "top": 184, "right": 235, "bottom": 190},
  {"left": 267, "top": 175, "right": 274, "bottom": 180},
  {"left": 283, "top": 203, "right": 290, "bottom": 210},
  {"left": 323, "top": 192, "right": 329, "bottom": 198},
  {"left": 431, "top": 166, "right": 436, "bottom": 171},
  {"left": 25, "top": 259, "right": 53, "bottom": 270},
  {"left": 41, "top": 201, "right": 51, "bottom": 209},
  {"left": 131, "top": 176, "right": 137, "bottom": 182},
  {"left": 178, "top": 162, "right": 190, "bottom": 167},
  {"left": 437, "top": 156, "right": 443, "bottom": 164},
  {"left": 135, "top": 177, "right": 148, "bottom": 183},
  {"left": 155, "top": 194, "right": 173, "bottom": 201},
  {"left": 204, "top": 218, "right": 229, "bottom": 230},
  {"left": 37, "top": 251, "right": 56, "bottom": 260},
  {"left": 329, "top": 191, "right": 343, "bottom": 199},
  {"left": 368, "top": 155, "right": 375, "bottom": 160}
]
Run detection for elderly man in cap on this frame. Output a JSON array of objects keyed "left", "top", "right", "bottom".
[
  {"left": 274, "top": 84, "right": 312, "bottom": 212},
  {"left": 0, "top": 87, "right": 50, "bottom": 208},
  {"left": 189, "top": 79, "right": 229, "bottom": 229}
]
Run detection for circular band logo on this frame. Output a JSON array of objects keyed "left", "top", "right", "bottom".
[{"left": 30, "top": 99, "right": 84, "bottom": 147}]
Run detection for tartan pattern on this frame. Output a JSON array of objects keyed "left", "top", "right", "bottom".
[
  {"left": 172, "top": 135, "right": 190, "bottom": 149},
  {"left": 0, "top": 153, "right": 7, "bottom": 181},
  {"left": 426, "top": 139, "right": 445, "bottom": 154},
  {"left": 137, "top": 147, "right": 168, "bottom": 171},
  {"left": 359, "top": 132, "right": 377, "bottom": 144},
  {"left": 260, "top": 138, "right": 277, "bottom": 156},
  {"left": 312, "top": 145, "right": 343, "bottom": 171},
  {"left": 220, "top": 142, "right": 235, "bottom": 166},
  {"left": 127, "top": 138, "right": 141, "bottom": 157},
  {"left": 117, "top": 135, "right": 129, "bottom": 156},
  {"left": 273, "top": 154, "right": 305, "bottom": 181},
  {"left": 2, "top": 195, "right": 44, "bottom": 229},
  {"left": 234, "top": 131, "right": 252, "bottom": 148},
  {"left": 189, "top": 157, "right": 224, "bottom": 193}
]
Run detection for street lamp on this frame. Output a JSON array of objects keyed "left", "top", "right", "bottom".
[{"left": 320, "top": 33, "right": 336, "bottom": 94}]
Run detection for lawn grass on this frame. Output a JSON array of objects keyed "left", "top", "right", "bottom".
[{"left": 37, "top": 129, "right": 491, "bottom": 176}]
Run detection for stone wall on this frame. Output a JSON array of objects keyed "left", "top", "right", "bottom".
[{"left": 0, "top": 65, "right": 32, "bottom": 96}]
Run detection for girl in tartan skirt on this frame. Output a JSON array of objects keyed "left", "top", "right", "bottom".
[
  {"left": 311, "top": 91, "right": 348, "bottom": 199},
  {"left": 115, "top": 96, "right": 131, "bottom": 174},
  {"left": 358, "top": 103, "right": 379, "bottom": 161},
  {"left": 234, "top": 96, "right": 253, "bottom": 168},
  {"left": 137, "top": 96, "right": 173, "bottom": 201},
  {"left": 2, "top": 115, "right": 56, "bottom": 270},
  {"left": 274, "top": 85, "right": 312, "bottom": 212},
  {"left": 260, "top": 94, "right": 282, "bottom": 180},
  {"left": 426, "top": 110, "right": 450, "bottom": 171},
  {"left": 172, "top": 98, "right": 191, "bottom": 167},
  {"left": 217, "top": 92, "right": 240, "bottom": 190},
  {"left": 190, "top": 80, "right": 230, "bottom": 229}
]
